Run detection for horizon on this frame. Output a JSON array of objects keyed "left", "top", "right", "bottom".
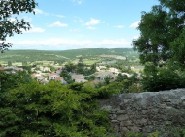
[
  {"left": 7, "top": 0, "right": 159, "bottom": 50},
  {"left": 6, "top": 47, "right": 134, "bottom": 52}
]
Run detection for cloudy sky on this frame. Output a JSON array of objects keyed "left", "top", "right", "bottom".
[{"left": 8, "top": 0, "right": 159, "bottom": 50}]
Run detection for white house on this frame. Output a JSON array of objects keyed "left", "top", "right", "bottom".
[
  {"left": 71, "top": 73, "right": 87, "bottom": 83},
  {"left": 94, "top": 71, "right": 116, "bottom": 81},
  {"left": 49, "top": 73, "right": 60, "bottom": 80},
  {"left": 109, "top": 67, "right": 120, "bottom": 75}
]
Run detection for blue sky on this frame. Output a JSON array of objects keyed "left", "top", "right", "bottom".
[{"left": 9, "top": 0, "right": 159, "bottom": 50}]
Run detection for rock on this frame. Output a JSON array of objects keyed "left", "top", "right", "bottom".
[
  {"left": 100, "top": 88, "right": 185, "bottom": 136},
  {"left": 117, "top": 115, "right": 129, "bottom": 121}
]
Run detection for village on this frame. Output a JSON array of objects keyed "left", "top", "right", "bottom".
[{"left": 0, "top": 59, "right": 138, "bottom": 85}]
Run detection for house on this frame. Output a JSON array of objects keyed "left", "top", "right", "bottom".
[
  {"left": 55, "top": 67, "right": 63, "bottom": 75},
  {"left": 121, "top": 72, "right": 132, "bottom": 78},
  {"left": 71, "top": 73, "right": 87, "bottom": 83},
  {"left": 94, "top": 71, "right": 116, "bottom": 81},
  {"left": 43, "top": 67, "right": 51, "bottom": 72},
  {"left": 32, "top": 73, "right": 42, "bottom": 79},
  {"left": 109, "top": 67, "right": 120, "bottom": 75},
  {"left": 40, "top": 66, "right": 50, "bottom": 72},
  {"left": 96, "top": 66, "right": 107, "bottom": 71},
  {"left": 54, "top": 77, "right": 67, "bottom": 84},
  {"left": 0, "top": 67, "right": 4, "bottom": 71},
  {"left": 49, "top": 73, "right": 60, "bottom": 80},
  {"left": 3, "top": 66, "right": 23, "bottom": 73},
  {"left": 31, "top": 73, "right": 49, "bottom": 84}
]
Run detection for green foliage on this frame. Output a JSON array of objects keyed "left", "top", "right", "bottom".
[
  {"left": 122, "top": 131, "right": 160, "bottom": 137},
  {"left": 122, "top": 132, "right": 143, "bottom": 137},
  {"left": 76, "top": 57, "right": 85, "bottom": 74},
  {"left": 147, "top": 131, "right": 160, "bottom": 137},
  {"left": 0, "top": 48, "right": 138, "bottom": 62},
  {"left": 64, "top": 62, "right": 76, "bottom": 73},
  {"left": 104, "top": 76, "right": 111, "bottom": 85},
  {"left": 142, "top": 62, "right": 185, "bottom": 92},
  {"left": 96, "top": 74, "right": 143, "bottom": 99},
  {"left": 133, "top": 0, "right": 185, "bottom": 91},
  {"left": 168, "top": 127, "right": 185, "bottom": 137},
  {"left": 133, "top": 0, "right": 185, "bottom": 66},
  {"left": 0, "top": 71, "right": 32, "bottom": 92},
  {"left": 171, "top": 29, "right": 185, "bottom": 67},
  {"left": 60, "top": 70, "right": 74, "bottom": 84},
  {"left": 116, "top": 73, "right": 127, "bottom": 82},
  {"left": 0, "top": 0, "right": 37, "bottom": 52},
  {"left": 7, "top": 61, "right": 12, "bottom": 66},
  {"left": 122, "top": 129, "right": 185, "bottom": 137},
  {"left": 0, "top": 81, "right": 112, "bottom": 137}
]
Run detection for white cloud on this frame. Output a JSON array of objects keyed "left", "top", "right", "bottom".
[
  {"left": 85, "top": 18, "right": 101, "bottom": 29},
  {"left": 114, "top": 25, "right": 124, "bottom": 29},
  {"left": 34, "top": 8, "right": 65, "bottom": 18},
  {"left": 10, "top": 38, "right": 91, "bottom": 47},
  {"left": 28, "top": 26, "right": 45, "bottom": 33},
  {"left": 34, "top": 9, "right": 46, "bottom": 15},
  {"left": 70, "top": 28, "right": 81, "bottom": 33},
  {"left": 100, "top": 39, "right": 130, "bottom": 46},
  {"left": 10, "top": 37, "right": 132, "bottom": 50},
  {"left": 54, "top": 14, "right": 65, "bottom": 18},
  {"left": 72, "top": 0, "right": 84, "bottom": 5},
  {"left": 85, "top": 18, "right": 100, "bottom": 26},
  {"left": 129, "top": 21, "right": 140, "bottom": 29},
  {"left": 86, "top": 26, "right": 96, "bottom": 30},
  {"left": 21, "top": 25, "right": 45, "bottom": 33},
  {"left": 49, "top": 21, "right": 68, "bottom": 27}
]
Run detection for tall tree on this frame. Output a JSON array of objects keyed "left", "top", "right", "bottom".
[
  {"left": 133, "top": 0, "right": 185, "bottom": 66},
  {"left": 0, "top": 0, "right": 37, "bottom": 52},
  {"left": 133, "top": 0, "right": 185, "bottom": 92}
]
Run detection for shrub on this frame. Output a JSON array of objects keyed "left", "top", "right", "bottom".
[{"left": 0, "top": 81, "right": 112, "bottom": 137}]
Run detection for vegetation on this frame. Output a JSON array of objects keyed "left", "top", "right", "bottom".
[
  {"left": 122, "top": 128, "right": 185, "bottom": 137},
  {"left": 1, "top": 0, "right": 185, "bottom": 136},
  {"left": 0, "top": 0, "right": 37, "bottom": 52},
  {"left": 0, "top": 48, "right": 138, "bottom": 63},
  {"left": 133, "top": 0, "right": 185, "bottom": 92},
  {"left": 0, "top": 72, "right": 113, "bottom": 137}
]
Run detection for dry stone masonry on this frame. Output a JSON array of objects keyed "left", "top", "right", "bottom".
[{"left": 100, "top": 89, "right": 185, "bottom": 136}]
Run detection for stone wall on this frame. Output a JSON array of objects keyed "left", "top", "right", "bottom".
[{"left": 100, "top": 89, "right": 185, "bottom": 136}]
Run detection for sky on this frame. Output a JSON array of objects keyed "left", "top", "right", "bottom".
[{"left": 8, "top": 0, "right": 159, "bottom": 50}]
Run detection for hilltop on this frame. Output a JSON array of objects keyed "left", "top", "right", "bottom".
[{"left": 0, "top": 48, "right": 138, "bottom": 63}]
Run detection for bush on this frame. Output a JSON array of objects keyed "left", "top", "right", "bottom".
[
  {"left": 142, "top": 62, "right": 185, "bottom": 92},
  {"left": 0, "top": 81, "right": 112, "bottom": 137}
]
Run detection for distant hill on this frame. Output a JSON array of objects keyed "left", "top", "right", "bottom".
[{"left": 0, "top": 48, "right": 138, "bottom": 62}]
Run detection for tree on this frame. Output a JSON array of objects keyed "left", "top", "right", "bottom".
[
  {"left": 77, "top": 57, "right": 84, "bottom": 74},
  {"left": 133, "top": 0, "right": 185, "bottom": 91},
  {"left": 0, "top": 0, "right": 37, "bottom": 52},
  {"left": 60, "top": 70, "right": 74, "bottom": 84},
  {"left": 0, "top": 71, "right": 32, "bottom": 92},
  {"left": 90, "top": 63, "right": 96, "bottom": 73},
  {"left": 0, "top": 81, "right": 112, "bottom": 137},
  {"left": 8, "top": 61, "right": 12, "bottom": 66},
  {"left": 133, "top": 0, "right": 185, "bottom": 66},
  {"left": 65, "top": 62, "right": 76, "bottom": 73}
]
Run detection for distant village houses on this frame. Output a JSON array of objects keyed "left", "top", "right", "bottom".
[{"left": 71, "top": 73, "right": 87, "bottom": 83}]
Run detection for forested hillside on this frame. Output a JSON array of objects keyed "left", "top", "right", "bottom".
[{"left": 0, "top": 48, "right": 138, "bottom": 62}]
